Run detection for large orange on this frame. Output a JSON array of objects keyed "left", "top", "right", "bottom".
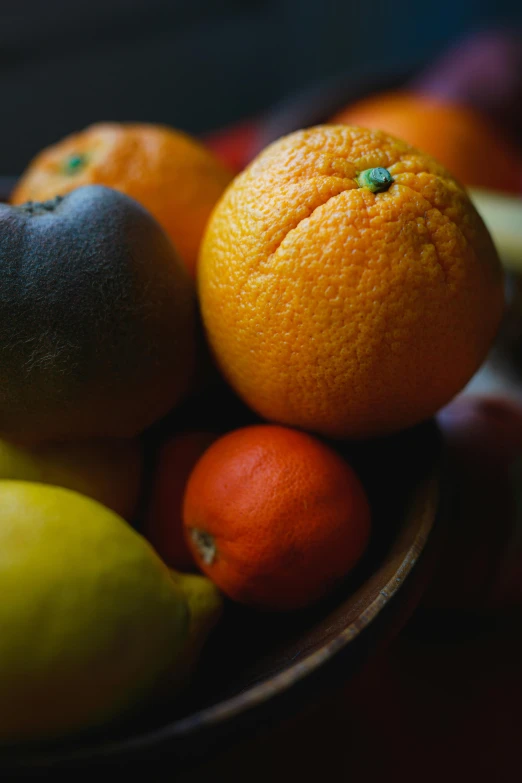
[
  {"left": 332, "top": 91, "right": 522, "bottom": 193},
  {"left": 183, "top": 425, "right": 371, "bottom": 610},
  {"left": 11, "top": 123, "right": 233, "bottom": 277},
  {"left": 199, "top": 125, "right": 504, "bottom": 439}
]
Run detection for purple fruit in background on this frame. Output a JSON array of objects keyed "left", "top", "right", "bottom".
[
  {"left": 423, "top": 394, "right": 522, "bottom": 613},
  {"left": 412, "top": 29, "right": 522, "bottom": 145},
  {"left": 437, "top": 394, "right": 522, "bottom": 470}
]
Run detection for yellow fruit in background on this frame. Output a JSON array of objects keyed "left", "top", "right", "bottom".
[
  {"left": 0, "top": 437, "right": 142, "bottom": 520},
  {"left": 0, "top": 482, "right": 221, "bottom": 744}
]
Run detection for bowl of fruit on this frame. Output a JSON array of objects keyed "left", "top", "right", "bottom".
[{"left": 0, "top": 113, "right": 504, "bottom": 775}]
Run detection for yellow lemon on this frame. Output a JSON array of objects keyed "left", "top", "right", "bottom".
[{"left": 0, "top": 481, "right": 220, "bottom": 744}]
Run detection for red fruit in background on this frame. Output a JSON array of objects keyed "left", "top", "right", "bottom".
[
  {"left": 203, "top": 119, "right": 259, "bottom": 173},
  {"left": 423, "top": 395, "right": 522, "bottom": 612},
  {"left": 436, "top": 395, "right": 522, "bottom": 469},
  {"left": 145, "top": 431, "right": 216, "bottom": 570}
]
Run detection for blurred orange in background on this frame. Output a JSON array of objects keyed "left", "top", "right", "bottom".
[
  {"left": 11, "top": 123, "right": 233, "bottom": 278},
  {"left": 332, "top": 91, "right": 522, "bottom": 193}
]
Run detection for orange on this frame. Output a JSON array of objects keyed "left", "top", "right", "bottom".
[
  {"left": 199, "top": 125, "right": 504, "bottom": 439},
  {"left": 183, "top": 425, "right": 371, "bottom": 610},
  {"left": 11, "top": 123, "right": 234, "bottom": 277},
  {"left": 332, "top": 91, "right": 522, "bottom": 192},
  {"left": 145, "top": 431, "right": 216, "bottom": 570}
]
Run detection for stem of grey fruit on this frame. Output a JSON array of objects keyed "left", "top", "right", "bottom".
[{"left": 191, "top": 529, "right": 216, "bottom": 565}]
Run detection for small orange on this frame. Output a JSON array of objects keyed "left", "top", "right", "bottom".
[
  {"left": 183, "top": 425, "right": 371, "bottom": 611},
  {"left": 332, "top": 91, "right": 522, "bottom": 192},
  {"left": 11, "top": 123, "right": 234, "bottom": 277},
  {"left": 145, "top": 431, "right": 216, "bottom": 570},
  {"left": 199, "top": 125, "right": 504, "bottom": 439}
]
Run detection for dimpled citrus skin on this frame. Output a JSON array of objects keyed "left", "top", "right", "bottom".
[
  {"left": 332, "top": 92, "right": 522, "bottom": 193},
  {"left": 199, "top": 125, "right": 504, "bottom": 438},
  {"left": 12, "top": 123, "right": 233, "bottom": 277},
  {"left": 183, "top": 425, "right": 371, "bottom": 610}
]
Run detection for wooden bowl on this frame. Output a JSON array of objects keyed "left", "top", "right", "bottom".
[
  {"left": 0, "top": 418, "right": 446, "bottom": 775},
  {"left": 0, "top": 174, "right": 445, "bottom": 774}
]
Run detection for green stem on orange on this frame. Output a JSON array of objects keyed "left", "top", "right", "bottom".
[
  {"left": 63, "top": 153, "right": 88, "bottom": 175},
  {"left": 356, "top": 167, "right": 394, "bottom": 193}
]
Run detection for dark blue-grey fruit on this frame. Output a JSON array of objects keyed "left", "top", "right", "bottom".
[{"left": 0, "top": 185, "right": 195, "bottom": 443}]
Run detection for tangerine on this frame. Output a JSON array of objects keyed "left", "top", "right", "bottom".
[{"left": 183, "top": 424, "right": 371, "bottom": 611}]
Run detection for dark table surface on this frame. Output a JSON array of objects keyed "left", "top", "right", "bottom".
[{"left": 169, "top": 607, "right": 522, "bottom": 783}]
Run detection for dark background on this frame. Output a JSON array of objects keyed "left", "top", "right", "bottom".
[
  {"left": 1, "top": 4, "right": 522, "bottom": 780},
  {"left": 2, "top": 0, "right": 522, "bottom": 175}
]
